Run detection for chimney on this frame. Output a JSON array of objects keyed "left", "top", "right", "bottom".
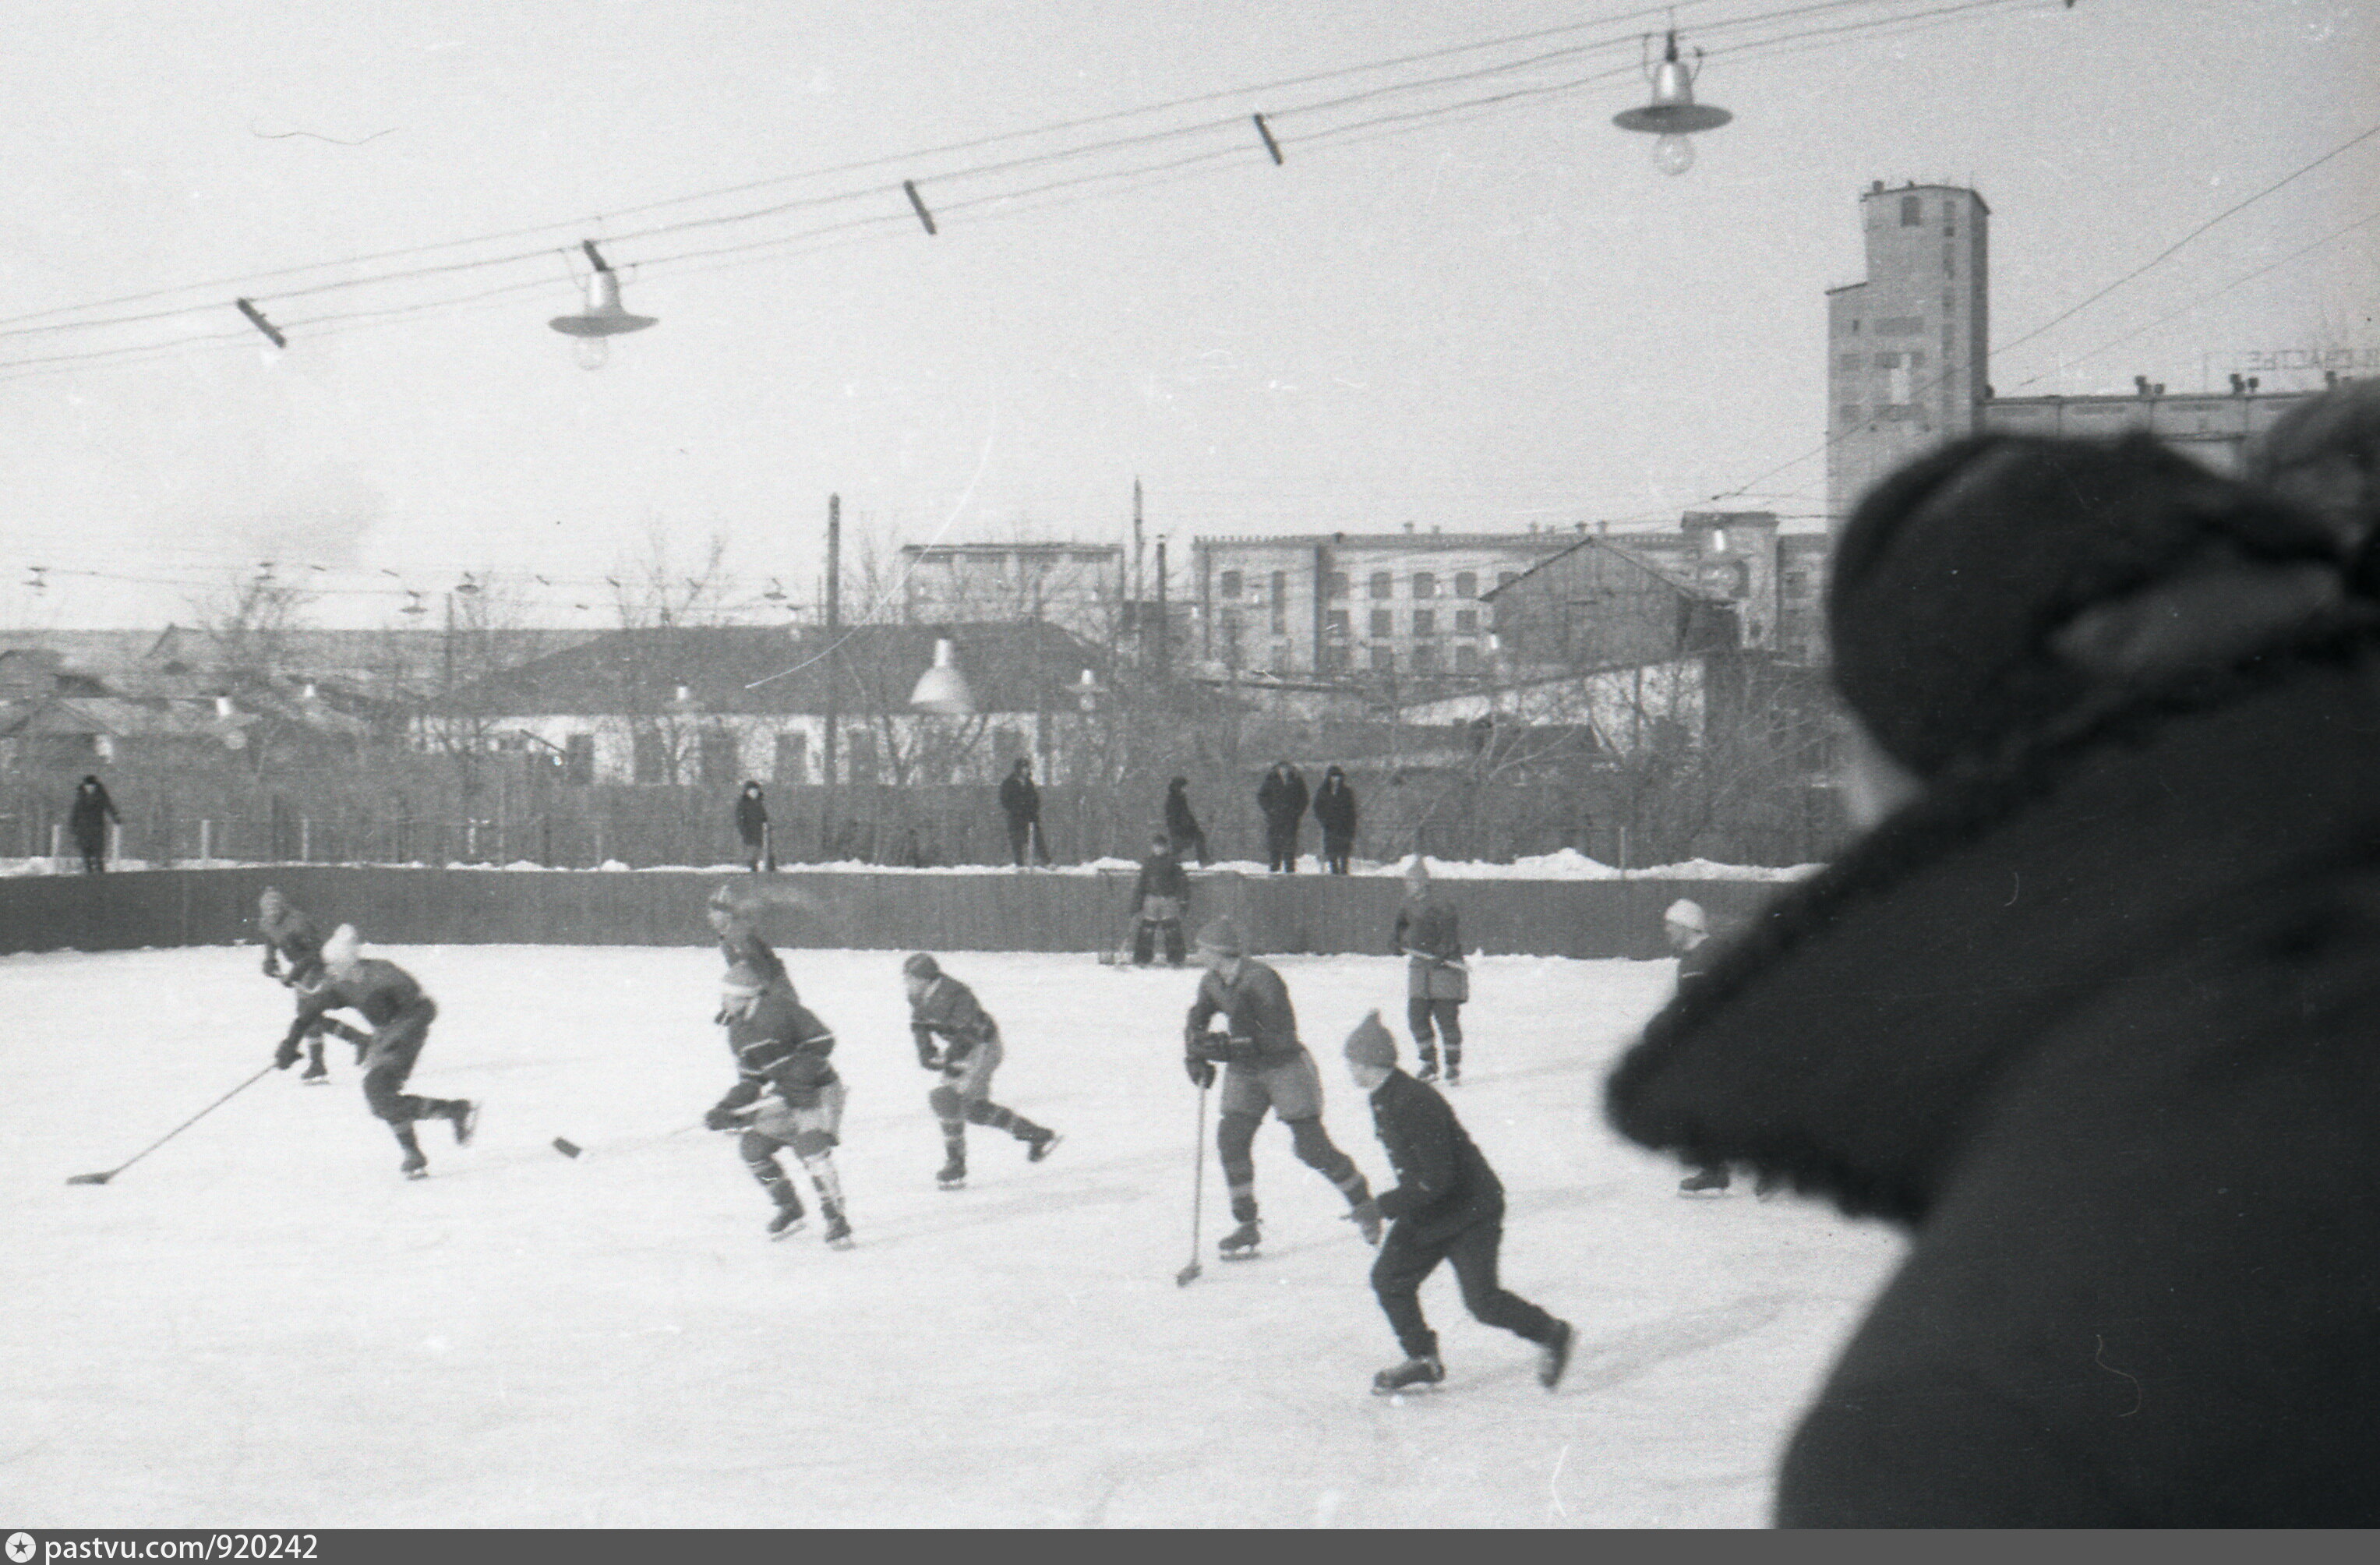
[{"left": 1403, "top": 521, "right": 1415, "bottom": 535}]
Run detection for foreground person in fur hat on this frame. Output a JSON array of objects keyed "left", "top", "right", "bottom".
[{"left": 1607, "top": 433, "right": 2380, "bottom": 1524}]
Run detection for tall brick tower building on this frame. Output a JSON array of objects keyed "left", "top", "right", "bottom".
[{"left": 1825, "top": 182, "right": 1991, "bottom": 526}]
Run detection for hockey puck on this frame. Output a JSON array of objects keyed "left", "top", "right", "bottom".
[{"left": 552, "top": 1137, "right": 582, "bottom": 1158}]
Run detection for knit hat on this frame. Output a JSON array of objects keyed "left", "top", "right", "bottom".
[
  {"left": 1195, "top": 916, "right": 1245, "bottom": 957},
  {"left": 1830, "top": 432, "right": 2343, "bottom": 779},
  {"left": 902, "top": 952, "right": 940, "bottom": 980},
  {"left": 1663, "top": 899, "right": 1707, "bottom": 934},
  {"left": 321, "top": 924, "right": 362, "bottom": 971},
  {"left": 1344, "top": 1010, "right": 1397, "bottom": 1069},
  {"left": 720, "top": 963, "right": 768, "bottom": 998}
]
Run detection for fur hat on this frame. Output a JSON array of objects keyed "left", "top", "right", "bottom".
[
  {"left": 1830, "top": 433, "right": 2341, "bottom": 779},
  {"left": 1663, "top": 899, "right": 1707, "bottom": 934},
  {"left": 902, "top": 952, "right": 940, "bottom": 980},
  {"left": 320, "top": 924, "right": 362, "bottom": 971},
  {"left": 1344, "top": 1010, "right": 1397, "bottom": 1069},
  {"left": 1194, "top": 916, "right": 1245, "bottom": 957}
]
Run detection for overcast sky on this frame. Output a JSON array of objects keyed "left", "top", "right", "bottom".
[{"left": 2, "top": 0, "right": 2372, "bottom": 631}]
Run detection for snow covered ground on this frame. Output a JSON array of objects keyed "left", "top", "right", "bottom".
[{"left": 1, "top": 944, "right": 1902, "bottom": 1528}]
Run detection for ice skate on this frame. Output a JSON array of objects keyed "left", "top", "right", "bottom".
[
  {"left": 1372, "top": 1355, "right": 1445, "bottom": 1395},
  {"left": 1217, "top": 1219, "right": 1262, "bottom": 1259},
  {"left": 1026, "top": 1130, "right": 1061, "bottom": 1164},
  {"left": 448, "top": 1100, "right": 479, "bottom": 1146},
  {"left": 1678, "top": 1166, "right": 1731, "bottom": 1196},
  {"left": 400, "top": 1150, "right": 429, "bottom": 1180},
  {"left": 1538, "top": 1320, "right": 1575, "bottom": 1391},
  {"left": 768, "top": 1203, "right": 807, "bottom": 1241},
  {"left": 821, "top": 1206, "right": 853, "bottom": 1249},
  {"left": 1443, "top": 1066, "right": 1461, "bottom": 1086},
  {"left": 935, "top": 1157, "right": 967, "bottom": 1191},
  {"left": 1753, "top": 1171, "right": 1785, "bottom": 1201},
  {"left": 1414, "top": 1059, "right": 1439, "bottom": 1084},
  {"left": 300, "top": 1062, "right": 330, "bottom": 1085}
]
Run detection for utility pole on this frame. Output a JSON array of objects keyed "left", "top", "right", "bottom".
[
  {"left": 1153, "top": 536, "right": 1170, "bottom": 685},
  {"left": 823, "top": 494, "right": 840, "bottom": 857},
  {"left": 1131, "top": 477, "right": 1145, "bottom": 621}
]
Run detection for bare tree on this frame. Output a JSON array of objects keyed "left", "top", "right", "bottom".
[{"left": 609, "top": 527, "right": 736, "bottom": 786}]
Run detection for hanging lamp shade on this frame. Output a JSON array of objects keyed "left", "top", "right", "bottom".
[
  {"left": 549, "top": 267, "right": 657, "bottom": 339},
  {"left": 909, "top": 638, "right": 976, "bottom": 715},
  {"left": 1612, "top": 30, "right": 1732, "bottom": 136}
]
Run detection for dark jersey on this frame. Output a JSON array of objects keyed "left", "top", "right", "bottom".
[
  {"left": 909, "top": 974, "right": 999, "bottom": 1063},
  {"left": 1185, "top": 959, "right": 1302, "bottom": 1067},
  {"left": 1393, "top": 896, "right": 1462, "bottom": 963},
  {"left": 283, "top": 958, "right": 428, "bottom": 1049},
  {"left": 1367, "top": 1068, "right": 1504, "bottom": 1243},
  {"left": 1134, "top": 849, "right": 1190, "bottom": 906},
  {"left": 260, "top": 905, "right": 327, "bottom": 984},
  {"left": 716, "top": 989, "right": 839, "bottom": 1114},
  {"left": 1674, "top": 934, "right": 1718, "bottom": 992}
]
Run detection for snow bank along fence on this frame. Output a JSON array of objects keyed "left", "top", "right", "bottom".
[{"left": 0, "top": 867, "right": 1785, "bottom": 961}]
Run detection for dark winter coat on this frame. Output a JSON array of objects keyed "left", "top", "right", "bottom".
[
  {"left": 1184, "top": 958, "right": 1302, "bottom": 1068},
  {"left": 1255, "top": 765, "right": 1308, "bottom": 828},
  {"left": 1134, "top": 844, "right": 1190, "bottom": 906},
  {"left": 67, "top": 777, "right": 118, "bottom": 847},
  {"left": 1312, "top": 769, "right": 1358, "bottom": 839},
  {"left": 733, "top": 787, "right": 768, "bottom": 846},
  {"left": 1607, "top": 654, "right": 2380, "bottom": 1526},
  {"left": 1365, "top": 1068, "right": 1503, "bottom": 1246},
  {"left": 998, "top": 765, "right": 1040, "bottom": 826},
  {"left": 1164, "top": 779, "right": 1203, "bottom": 844}
]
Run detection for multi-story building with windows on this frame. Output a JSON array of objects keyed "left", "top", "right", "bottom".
[{"left": 899, "top": 541, "right": 1124, "bottom": 644}]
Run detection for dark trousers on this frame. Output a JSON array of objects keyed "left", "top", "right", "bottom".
[
  {"left": 1133, "top": 917, "right": 1185, "bottom": 966},
  {"left": 1372, "top": 1216, "right": 1561, "bottom": 1361},
  {"left": 1171, "top": 828, "right": 1209, "bottom": 867},
  {"left": 1264, "top": 821, "right": 1299, "bottom": 872},
  {"left": 742, "top": 832, "right": 775, "bottom": 873},
  {"left": 362, "top": 1001, "right": 441, "bottom": 1125},
  {"left": 1006, "top": 818, "right": 1050, "bottom": 866},
  {"left": 1321, "top": 832, "right": 1353, "bottom": 874},
  {"left": 75, "top": 835, "right": 105, "bottom": 873}
]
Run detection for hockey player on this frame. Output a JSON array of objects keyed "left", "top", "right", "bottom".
[
  {"left": 903, "top": 953, "right": 1059, "bottom": 1189},
  {"left": 256, "top": 886, "right": 369, "bottom": 1083},
  {"left": 1390, "top": 858, "right": 1467, "bottom": 1083},
  {"left": 1182, "top": 915, "right": 1377, "bottom": 1259},
  {"left": 275, "top": 925, "right": 475, "bottom": 1179},
  {"left": 1665, "top": 899, "right": 1735, "bottom": 1196},
  {"left": 1341, "top": 1012, "right": 1573, "bottom": 1396},
  {"left": 1130, "top": 831, "right": 1190, "bottom": 967},
  {"left": 706, "top": 882, "right": 793, "bottom": 998},
  {"left": 705, "top": 962, "right": 853, "bottom": 1247}
]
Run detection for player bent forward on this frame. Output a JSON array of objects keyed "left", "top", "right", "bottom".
[
  {"left": 903, "top": 953, "right": 1059, "bottom": 1189},
  {"left": 1341, "top": 1011, "right": 1573, "bottom": 1395},
  {"left": 257, "top": 886, "right": 370, "bottom": 1083},
  {"left": 707, "top": 962, "right": 853, "bottom": 1248},
  {"left": 1183, "top": 916, "right": 1377, "bottom": 1259},
  {"left": 276, "top": 924, "right": 476, "bottom": 1179}
]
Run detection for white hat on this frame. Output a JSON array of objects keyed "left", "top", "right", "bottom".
[
  {"left": 321, "top": 924, "right": 362, "bottom": 970},
  {"left": 1662, "top": 899, "right": 1707, "bottom": 934}
]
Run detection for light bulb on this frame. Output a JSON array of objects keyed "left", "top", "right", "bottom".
[
  {"left": 1654, "top": 133, "right": 1696, "bottom": 176},
  {"left": 574, "top": 335, "right": 609, "bottom": 371}
]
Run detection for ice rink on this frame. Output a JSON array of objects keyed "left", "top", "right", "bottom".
[{"left": 1, "top": 942, "right": 1903, "bottom": 1528}]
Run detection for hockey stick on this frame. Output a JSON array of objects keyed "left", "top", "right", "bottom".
[
  {"left": 67, "top": 1063, "right": 277, "bottom": 1185},
  {"left": 553, "top": 1121, "right": 704, "bottom": 1159},
  {"left": 1177, "top": 1078, "right": 1209, "bottom": 1286}
]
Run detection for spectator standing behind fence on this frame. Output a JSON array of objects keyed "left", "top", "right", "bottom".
[
  {"left": 1608, "top": 432, "right": 2380, "bottom": 1525},
  {"left": 68, "top": 775, "right": 119, "bottom": 873},
  {"left": 1164, "top": 775, "right": 1210, "bottom": 867},
  {"left": 1256, "top": 760, "right": 1308, "bottom": 873},
  {"left": 998, "top": 757, "right": 1051, "bottom": 867},
  {"left": 1312, "top": 765, "right": 1358, "bottom": 874},
  {"left": 734, "top": 780, "right": 775, "bottom": 873}
]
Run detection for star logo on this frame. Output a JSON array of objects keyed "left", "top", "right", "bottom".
[{"left": 6, "top": 1532, "right": 36, "bottom": 1563}]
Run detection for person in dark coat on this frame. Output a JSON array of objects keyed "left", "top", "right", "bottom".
[
  {"left": 1255, "top": 761, "right": 1308, "bottom": 873},
  {"left": 1164, "top": 776, "right": 1209, "bottom": 867},
  {"left": 998, "top": 758, "right": 1050, "bottom": 867},
  {"left": 733, "top": 780, "right": 775, "bottom": 873},
  {"left": 67, "top": 775, "right": 119, "bottom": 873},
  {"left": 1342, "top": 1012, "right": 1572, "bottom": 1396},
  {"left": 1311, "top": 765, "right": 1358, "bottom": 874},
  {"left": 1130, "top": 831, "right": 1192, "bottom": 966},
  {"left": 1606, "top": 432, "right": 2380, "bottom": 1526}
]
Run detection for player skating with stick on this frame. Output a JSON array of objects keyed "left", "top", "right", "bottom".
[
  {"left": 277, "top": 926, "right": 475, "bottom": 1179},
  {"left": 902, "top": 953, "right": 1058, "bottom": 1190},
  {"left": 706, "top": 962, "right": 853, "bottom": 1247}
]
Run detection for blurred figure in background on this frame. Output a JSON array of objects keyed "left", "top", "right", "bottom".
[
  {"left": 1608, "top": 433, "right": 2380, "bottom": 1525},
  {"left": 1312, "top": 765, "right": 1359, "bottom": 874},
  {"left": 1164, "top": 775, "right": 1210, "bottom": 867},
  {"left": 1256, "top": 761, "right": 1308, "bottom": 873},
  {"left": 1391, "top": 858, "right": 1467, "bottom": 1085},
  {"left": 68, "top": 774, "right": 118, "bottom": 873},
  {"left": 734, "top": 780, "right": 775, "bottom": 873},
  {"left": 1131, "top": 829, "right": 1191, "bottom": 967}
]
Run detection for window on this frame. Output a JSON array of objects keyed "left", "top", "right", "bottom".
[
  {"left": 1411, "top": 571, "right": 1436, "bottom": 599},
  {"left": 1411, "top": 609, "right": 1436, "bottom": 638},
  {"left": 632, "top": 729, "right": 668, "bottom": 785},
  {"left": 1269, "top": 571, "right": 1287, "bottom": 635},
  {"left": 1900, "top": 194, "right": 1921, "bottom": 226},
  {"left": 1218, "top": 570, "right": 1241, "bottom": 599},
  {"left": 1369, "top": 645, "right": 1395, "bottom": 673},
  {"left": 1411, "top": 644, "right": 1439, "bottom": 674},
  {"left": 1220, "top": 612, "right": 1243, "bottom": 665},
  {"left": 1326, "top": 607, "right": 1350, "bottom": 638},
  {"left": 1271, "top": 642, "right": 1291, "bottom": 669},
  {"left": 1454, "top": 609, "right": 1478, "bottom": 634},
  {"left": 1455, "top": 644, "right": 1481, "bottom": 673},
  {"left": 1369, "top": 571, "right": 1393, "bottom": 599},
  {"left": 846, "top": 728, "right": 878, "bottom": 783},
  {"left": 773, "top": 730, "right": 808, "bottom": 785},
  {"left": 1369, "top": 608, "right": 1393, "bottom": 638},
  {"left": 564, "top": 733, "right": 595, "bottom": 786},
  {"left": 1326, "top": 571, "right": 1349, "bottom": 599},
  {"left": 698, "top": 729, "right": 739, "bottom": 788},
  {"left": 1454, "top": 571, "right": 1477, "bottom": 599}
]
